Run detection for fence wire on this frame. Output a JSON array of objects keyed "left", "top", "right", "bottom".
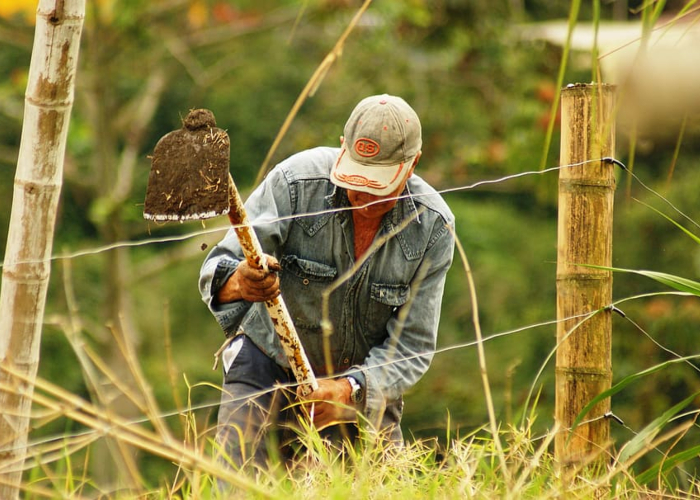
[
  {"left": 1, "top": 157, "right": 696, "bottom": 266},
  {"left": 0, "top": 158, "right": 614, "bottom": 268},
  {"left": 2, "top": 157, "right": 698, "bottom": 468}
]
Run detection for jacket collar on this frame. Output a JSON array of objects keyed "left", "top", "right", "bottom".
[{"left": 327, "top": 184, "right": 421, "bottom": 226}]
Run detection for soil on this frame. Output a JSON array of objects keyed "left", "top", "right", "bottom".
[{"left": 143, "top": 109, "right": 230, "bottom": 221}]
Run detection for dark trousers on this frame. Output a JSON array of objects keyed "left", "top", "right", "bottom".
[
  {"left": 216, "top": 335, "right": 404, "bottom": 469},
  {"left": 216, "top": 335, "right": 298, "bottom": 467}
]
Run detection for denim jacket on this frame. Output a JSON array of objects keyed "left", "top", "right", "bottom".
[{"left": 199, "top": 146, "right": 455, "bottom": 425}]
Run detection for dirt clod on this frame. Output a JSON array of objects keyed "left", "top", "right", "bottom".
[{"left": 143, "top": 109, "right": 229, "bottom": 221}]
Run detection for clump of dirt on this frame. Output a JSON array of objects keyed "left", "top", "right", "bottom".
[
  {"left": 144, "top": 109, "right": 230, "bottom": 221},
  {"left": 183, "top": 108, "right": 216, "bottom": 130}
]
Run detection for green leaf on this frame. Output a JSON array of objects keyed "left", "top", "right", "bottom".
[
  {"left": 637, "top": 442, "right": 700, "bottom": 485},
  {"left": 635, "top": 198, "right": 700, "bottom": 246},
  {"left": 571, "top": 355, "right": 700, "bottom": 433},
  {"left": 617, "top": 392, "right": 698, "bottom": 465},
  {"left": 580, "top": 264, "right": 700, "bottom": 296},
  {"left": 632, "top": 270, "right": 700, "bottom": 296}
]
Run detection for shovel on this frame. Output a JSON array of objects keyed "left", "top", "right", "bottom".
[{"left": 144, "top": 109, "right": 318, "bottom": 396}]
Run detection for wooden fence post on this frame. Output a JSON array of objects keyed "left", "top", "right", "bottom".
[
  {"left": 0, "top": 2, "right": 85, "bottom": 497},
  {"left": 555, "top": 83, "right": 616, "bottom": 467}
]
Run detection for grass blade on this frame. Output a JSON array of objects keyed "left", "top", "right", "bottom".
[
  {"left": 617, "top": 392, "right": 698, "bottom": 465},
  {"left": 635, "top": 198, "right": 700, "bottom": 246},
  {"left": 571, "top": 355, "right": 700, "bottom": 432},
  {"left": 580, "top": 264, "right": 700, "bottom": 296},
  {"left": 636, "top": 443, "right": 700, "bottom": 485}
]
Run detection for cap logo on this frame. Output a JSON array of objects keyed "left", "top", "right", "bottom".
[{"left": 353, "top": 138, "right": 380, "bottom": 158}]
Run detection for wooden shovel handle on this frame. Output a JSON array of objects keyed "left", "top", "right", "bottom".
[{"left": 226, "top": 174, "right": 318, "bottom": 396}]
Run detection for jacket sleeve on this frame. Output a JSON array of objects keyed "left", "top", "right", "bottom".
[
  {"left": 357, "top": 217, "right": 455, "bottom": 425},
  {"left": 198, "top": 167, "right": 293, "bottom": 335}
]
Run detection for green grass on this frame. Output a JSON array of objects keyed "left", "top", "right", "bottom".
[
  {"left": 7, "top": 2, "right": 700, "bottom": 495},
  {"left": 5, "top": 294, "right": 698, "bottom": 500},
  {"left": 10, "top": 187, "right": 700, "bottom": 499},
  {"left": 15, "top": 399, "right": 700, "bottom": 499}
]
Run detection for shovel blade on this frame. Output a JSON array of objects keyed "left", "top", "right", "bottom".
[{"left": 143, "top": 109, "right": 230, "bottom": 222}]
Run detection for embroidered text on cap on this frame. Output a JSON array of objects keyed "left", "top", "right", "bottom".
[{"left": 354, "top": 138, "right": 380, "bottom": 158}]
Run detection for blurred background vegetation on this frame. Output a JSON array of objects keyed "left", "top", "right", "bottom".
[{"left": 1, "top": 0, "right": 699, "bottom": 489}]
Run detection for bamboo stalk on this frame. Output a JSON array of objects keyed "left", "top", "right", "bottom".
[
  {"left": 0, "top": 2, "right": 85, "bottom": 498},
  {"left": 555, "top": 83, "right": 616, "bottom": 468}
]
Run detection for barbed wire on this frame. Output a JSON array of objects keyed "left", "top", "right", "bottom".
[
  {"left": 0, "top": 158, "right": 612, "bottom": 269},
  {"left": 0, "top": 314, "right": 593, "bottom": 459},
  {"left": 620, "top": 311, "right": 700, "bottom": 373},
  {"left": 16, "top": 311, "right": 587, "bottom": 456},
  {"left": 1, "top": 157, "right": 697, "bottom": 270},
  {"left": 529, "top": 408, "right": 700, "bottom": 483},
  {"left": 604, "top": 157, "right": 700, "bottom": 231},
  {"left": 4, "top": 156, "right": 700, "bottom": 473},
  {"left": 15, "top": 292, "right": 700, "bottom": 460}
]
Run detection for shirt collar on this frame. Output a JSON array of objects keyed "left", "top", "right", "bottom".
[
  {"left": 390, "top": 183, "right": 421, "bottom": 226},
  {"left": 327, "top": 183, "right": 421, "bottom": 227}
]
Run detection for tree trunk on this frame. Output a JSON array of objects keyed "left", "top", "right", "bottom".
[
  {"left": 555, "top": 83, "right": 616, "bottom": 469},
  {"left": 0, "top": 1, "right": 85, "bottom": 497}
]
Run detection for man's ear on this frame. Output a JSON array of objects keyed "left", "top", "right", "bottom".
[{"left": 408, "top": 151, "right": 422, "bottom": 176}]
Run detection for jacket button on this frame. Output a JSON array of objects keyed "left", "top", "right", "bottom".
[
  {"left": 302, "top": 278, "right": 310, "bottom": 285},
  {"left": 343, "top": 358, "right": 349, "bottom": 364}
]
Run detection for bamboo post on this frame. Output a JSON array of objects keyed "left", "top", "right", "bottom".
[
  {"left": 555, "top": 83, "right": 616, "bottom": 467},
  {"left": 0, "top": 1, "right": 85, "bottom": 497}
]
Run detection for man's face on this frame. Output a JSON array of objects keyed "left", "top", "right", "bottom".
[{"left": 346, "top": 168, "right": 413, "bottom": 222}]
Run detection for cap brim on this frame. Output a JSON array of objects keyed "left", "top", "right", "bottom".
[{"left": 331, "top": 146, "right": 413, "bottom": 196}]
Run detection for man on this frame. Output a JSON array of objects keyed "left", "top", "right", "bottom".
[{"left": 199, "top": 94, "right": 455, "bottom": 467}]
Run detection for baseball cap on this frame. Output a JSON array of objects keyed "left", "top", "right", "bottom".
[{"left": 331, "top": 94, "right": 422, "bottom": 196}]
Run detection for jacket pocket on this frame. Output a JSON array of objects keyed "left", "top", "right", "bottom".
[
  {"left": 280, "top": 255, "right": 337, "bottom": 329},
  {"left": 366, "top": 283, "right": 410, "bottom": 335}
]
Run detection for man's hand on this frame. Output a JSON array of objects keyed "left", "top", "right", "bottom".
[
  {"left": 297, "top": 378, "right": 357, "bottom": 429},
  {"left": 216, "top": 255, "right": 281, "bottom": 303}
]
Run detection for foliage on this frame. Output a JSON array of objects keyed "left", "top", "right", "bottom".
[
  {"left": 2, "top": 0, "right": 700, "bottom": 494},
  {"left": 14, "top": 347, "right": 700, "bottom": 498}
]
